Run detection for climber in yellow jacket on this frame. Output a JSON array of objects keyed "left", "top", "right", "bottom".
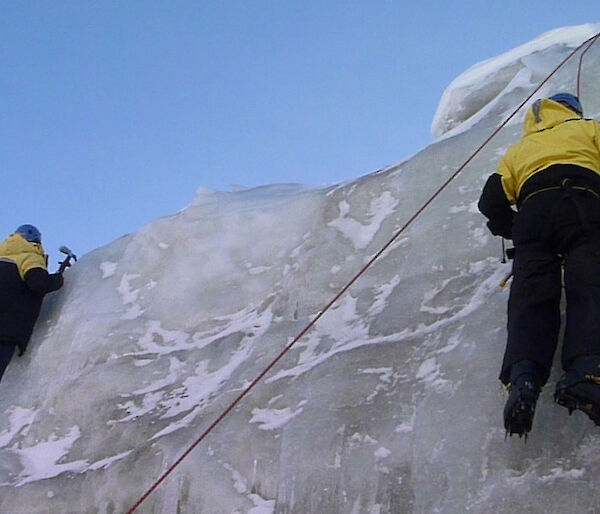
[
  {"left": 479, "top": 93, "right": 600, "bottom": 437},
  {"left": 0, "top": 225, "right": 64, "bottom": 382}
]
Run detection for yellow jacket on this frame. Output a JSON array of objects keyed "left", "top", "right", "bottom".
[
  {"left": 0, "top": 233, "right": 48, "bottom": 280},
  {"left": 498, "top": 99, "right": 600, "bottom": 204}
]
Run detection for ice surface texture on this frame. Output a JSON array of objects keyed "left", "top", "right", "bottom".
[
  {"left": 431, "top": 24, "right": 600, "bottom": 140},
  {"left": 1, "top": 23, "right": 600, "bottom": 514}
]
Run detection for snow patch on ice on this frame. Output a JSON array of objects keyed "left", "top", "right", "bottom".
[
  {"left": 374, "top": 447, "right": 391, "bottom": 460},
  {"left": 269, "top": 259, "right": 505, "bottom": 384},
  {"left": 369, "top": 275, "right": 401, "bottom": 317},
  {"left": 247, "top": 494, "right": 276, "bottom": 514},
  {"left": 221, "top": 459, "right": 276, "bottom": 514},
  {"left": 12, "top": 426, "right": 86, "bottom": 486},
  {"left": 110, "top": 305, "right": 276, "bottom": 435},
  {"left": 130, "top": 320, "right": 191, "bottom": 357},
  {"left": 88, "top": 450, "right": 133, "bottom": 471},
  {"left": 328, "top": 191, "right": 398, "bottom": 249},
  {"left": 100, "top": 261, "right": 118, "bottom": 278},
  {"left": 416, "top": 357, "right": 440, "bottom": 382},
  {"left": 250, "top": 401, "right": 306, "bottom": 430},
  {"left": 0, "top": 407, "right": 37, "bottom": 448},
  {"left": 432, "top": 23, "right": 600, "bottom": 139},
  {"left": 117, "top": 273, "right": 145, "bottom": 320}
]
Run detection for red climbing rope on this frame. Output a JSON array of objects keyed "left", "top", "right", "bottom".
[
  {"left": 577, "top": 32, "right": 600, "bottom": 99},
  {"left": 126, "top": 30, "right": 600, "bottom": 513}
]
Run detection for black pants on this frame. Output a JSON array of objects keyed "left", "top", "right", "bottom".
[
  {"left": 500, "top": 187, "right": 600, "bottom": 385},
  {"left": 0, "top": 341, "right": 17, "bottom": 382}
]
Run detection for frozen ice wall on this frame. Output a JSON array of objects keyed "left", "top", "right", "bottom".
[
  {"left": 431, "top": 24, "right": 600, "bottom": 140},
  {"left": 1, "top": 23, "right": 600, "bottom": 513}
]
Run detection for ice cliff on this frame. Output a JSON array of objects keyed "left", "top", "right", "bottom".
[
  {"left": 1, "top": 23, "right": 600, "bottom": 514},
  {"left": 432, "top": 24, "right": 600, "bottom": 140}
]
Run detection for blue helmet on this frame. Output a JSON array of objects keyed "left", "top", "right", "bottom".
[
  {"left": 549, "top": 92, "right": 583, "bottom": 116},
  {"left": 15, "top": 224, "right": 42, "bottom": 243}
]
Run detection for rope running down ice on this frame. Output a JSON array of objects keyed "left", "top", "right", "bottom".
[
  {"left": 577, "top": 32, "right": 600, "bottom": 99},
  {"left": 126, "top": 30, "right": 600, "bottom": 513}
]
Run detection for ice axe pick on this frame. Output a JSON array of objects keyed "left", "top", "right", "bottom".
[{"left": 57, "top": 246, "right": 77, "bottom": 274}]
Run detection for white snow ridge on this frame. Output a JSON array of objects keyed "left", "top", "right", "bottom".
[{"left": 1, "top": 23, "right": 600, "bottom": 513}]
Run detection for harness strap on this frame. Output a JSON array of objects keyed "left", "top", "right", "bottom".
[
  {"left": 526, "top": 178, "right": 597, "bottom": 244},
  {"left": 519, "top": 179, "right": 600, "bottom": 208}
]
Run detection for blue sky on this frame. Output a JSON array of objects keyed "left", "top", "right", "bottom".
[{"left": 2, "top": 1, "right": 599, "bottom": 266}]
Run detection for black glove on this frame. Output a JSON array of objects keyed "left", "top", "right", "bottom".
[
  {"left": 486, "top": 219, "right": 513, "bottom": 240},
  {"left": 479, "top": 173, "right": 515, "bottom": 239},
  {"left": 49, "top": 272, "right": 64, "bottom": 292}
]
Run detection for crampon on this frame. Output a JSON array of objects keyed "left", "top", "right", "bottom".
[
  {"left": 504, "top": 376, "right": 539, "bottom": 440},
  {"left": 555, "top": 370, "right": 600, "bottom": 425}
]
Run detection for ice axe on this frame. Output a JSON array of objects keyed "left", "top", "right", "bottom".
[
  {"left": 499, "top": 240, "right": 514, "bottom": 288},
  {"left": 57, "top": 246, "right": 77, "bottom": 274},
  {"left": 499, "top": 271, "right": 513, "bottom": 288}
]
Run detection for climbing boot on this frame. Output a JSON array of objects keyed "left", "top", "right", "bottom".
[
  {"left": 555, "top": 356, "right": 600, "bottom": 425},
  {"left": 504, "top": 360, "right": 541, "bottom": 439}
]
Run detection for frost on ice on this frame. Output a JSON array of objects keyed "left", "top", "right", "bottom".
[
  {"left": 0, "top": 23, "right": 600, "bottom": 514},
  {"left": 431, "top": 23, "right": 600, "bottom": 140}
]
